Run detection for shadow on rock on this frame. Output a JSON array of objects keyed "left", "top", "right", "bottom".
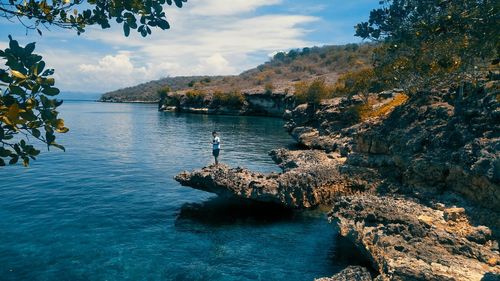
[
  {"left": 175, "top": 197, "right": 296, "bottom": 228},
  {"left": 327, "top": 233, "right": 376, "bottom": 276}
]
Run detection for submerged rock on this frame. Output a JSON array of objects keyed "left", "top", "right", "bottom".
[{"left": 315, "top": 266, "right": 372, "bottom": 281}]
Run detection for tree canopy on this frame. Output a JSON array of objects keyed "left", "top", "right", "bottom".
[
  {"left": 1, "top": 0, "right": 186, "bottom": 167},
  {"left": 356, "top": 0, "right": 499, "bottom": 92},
  {"left": 0, "top": 0, "right": 186, "bottom": 36}
]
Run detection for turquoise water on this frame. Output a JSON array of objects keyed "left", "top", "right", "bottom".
[{"left": 0, "top": 101, "right": 350, "bottom": 281}]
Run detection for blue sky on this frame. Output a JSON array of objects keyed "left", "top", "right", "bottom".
[{"left": 0, "top": 0, "right": 380, "bottom": 93}]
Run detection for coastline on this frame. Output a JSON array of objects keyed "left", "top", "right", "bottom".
[
  {"left": 175, "top": 84, "right": 500, "bottom": 280},
  {"left": 97, "top": 100, "right": 160, "bottom": 104}
]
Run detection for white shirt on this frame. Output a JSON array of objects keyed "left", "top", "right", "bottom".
[{"left": 212, "top": 136, "right": 220, "bottom": 150}]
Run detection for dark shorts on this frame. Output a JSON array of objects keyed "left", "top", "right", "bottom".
[{"left": 212, "top": 149, "right": 220, "bottom": 157}]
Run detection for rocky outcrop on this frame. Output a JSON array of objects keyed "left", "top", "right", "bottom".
[
  {"left": 175, "top": 82, "right": 500, "bottom": 281},
  {"left": 175, "top": 83, "right": 499, "bottom": 213},
  {"left": 161, "top": 91, "right": 294, "bottom": 117},
  {"left": 244, "top": 92, "right": 295, "bottom": 116},
  {"left": 175, "top": 149, "right": 382, "bottom": 208},
  {"left": 315, "top": 266, "right": 373, "bottom": 281},
  {"left": 330, "top": 195, "right": 500, "bottom": 281},
  {"left": 286, "top": 85, "right": 500, "bottom": 210}
]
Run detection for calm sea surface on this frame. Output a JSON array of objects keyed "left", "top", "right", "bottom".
[{"left": 0, "top": 101, "right": 349, "bottom": 281}]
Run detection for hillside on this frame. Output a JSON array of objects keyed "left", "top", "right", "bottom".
[{"left": 100, "top": 44, "right": 375, "bottom": 102}]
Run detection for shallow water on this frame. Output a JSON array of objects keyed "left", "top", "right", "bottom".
[{"left": 0, "top": 101, "right": 352, "bottom": 281}]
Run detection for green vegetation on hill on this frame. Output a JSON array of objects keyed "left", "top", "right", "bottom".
[
  {"left": 100, "top": 76, "right": 222, "bottom": 102},
  {"left": 100, "top": 44, "right": 376, "bottom": 103},
  {"left": 356, "top": 0, "right": 499, "bottom": 93}
]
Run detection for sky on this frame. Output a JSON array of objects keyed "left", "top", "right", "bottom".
[{"left": 0, "top": 0, "right": 380, "bottom": 93}]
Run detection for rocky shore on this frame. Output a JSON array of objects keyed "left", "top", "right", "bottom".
[
  {"left": 160, "top": 91, "right": 295, "bottom": 117},
  {"left": 175, "top": 82, "right": 500, "bottom": 280}
]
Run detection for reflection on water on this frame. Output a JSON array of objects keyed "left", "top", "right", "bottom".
[{"left": 0, "top": 101, "right": 351, "bottom": 281}]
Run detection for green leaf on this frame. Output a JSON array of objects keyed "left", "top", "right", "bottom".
[
  {"left": 50, "top": 143, "right": 66, "bottom": 152},
  {"left": 25, "top": 42, "right": 36, "bottom": 55},
  {"left": 41, "top": 69, "right": 55, "bottom": 76},
  {"left": 0, "top": 70, "right": 12, "bottom": 83},
  {"left": 42, "top": 87, "right": 60, "bottom": 96},
  {"left": 35, "top": 61, "right": 45, "bottom": 75},
  {"left": 9, "top": 155, "right": 18, "bottom": 165},
  {"left": 3, "top": 134, "right": 13, "bottom": 140},
  {"left": 13, "top": 144, "right": 21, "bottom": 154},
  {"left": 41, "top": 77, "right": 55, "bottom": 86},
  {"left": 31, "top": 128, "right": 41, "bottom": 138},
  {"left": 0, "top": 148, "right": 11, "bottom": 157},
  {"left": 9, "top": 85, "right": 25, "bottom": 96},
  {"left": 157, "top": 19, "right": 170, "bottom": 30},
  {"left": 30, "top": 149, "right": 40, "bottom": 156},
  {"left": 173, "top": 0, "right": 185, "bottom": 8},
  {"left": 9, "top": 37, "right": 23, "bottom": 57},
  {"left": 45, "top": 130, "right": 56, "bottom": 143},
  {"left": 20, "top": 111, "right": 37, "bottom": 121},
  {"left": 123, "top": 23, "right": 130, "bottom": 37}
]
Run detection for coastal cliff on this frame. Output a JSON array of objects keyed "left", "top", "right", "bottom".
[
  {"left": 175, "top": 82, "right": 500, "bottom": 280},
  {"left": 160, "top": 91, "right": 295, "bottom": 117}
]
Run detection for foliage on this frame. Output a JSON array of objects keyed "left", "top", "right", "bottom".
[
  {"left": 333, "top": 68, "right": 383, "bottom": 102},
  {"left": 212, "top": 90, "right": 245, "bottom": 109},
  {"left": 164, "top": 93, "right": 181, "bottom": 107},
  {"left": 184, "top": 89, "right": 206, "bottom": 105},
  {"left": 264, "top": 82, "right": 274, "bottom": 95},
  {"left": 0, "top": 37, "right": 68, "bottom": 166},
  {"left": 356, "top": 0, "right": 499, "bottom": 92},
  {"left": 0, "top": 1, "right": 185, "bottom": 168},
  {"left": 0, "top": 0, "right": 186, "bottom": 37},
  {"left": 101, "top": 76, "right": 213, "bottom": 102},
  {"left": 157, "top": 86, "right": 171, "bottom": 99},
  {"left": 294, "top": 79, "right": 332, "bottom": 105}
]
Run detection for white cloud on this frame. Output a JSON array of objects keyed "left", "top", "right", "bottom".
[
  {"left": 3, "top": 0, "right": 320, "bottom": 92},
  {"left": 79, "top": 52, "right": 139, "bottom": 75},
  {"left": 78, "top": 52, "right": 149, "bottom": 90},
  {"left": 189, "top": 0, "right": 282, "bottom": 16},
  {"left": 51, "top": 11, "right": 318, "bottom": 92},
  {"left": 69, "top": 52, "right": 236, "bottom": 92},
  {"left": 195, "top": 53, "right": 235, "bottom": 74}
]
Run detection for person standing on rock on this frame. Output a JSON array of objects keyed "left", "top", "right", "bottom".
[{"left": 212, "top": 131, "right": 221, "bottom": 165}]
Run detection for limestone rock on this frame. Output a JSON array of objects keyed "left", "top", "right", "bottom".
[
  {"left": 315, "top": 266, "right": 372, "bottom": 281},
  {"left": 175, "top": 149, "right": 381, "bottom": 208},
  {"left": 285, "top": 85, "right": 500, "bottom": 210},
  {"left": 329, "top": 195, "right": 500, "bottom": 281}
]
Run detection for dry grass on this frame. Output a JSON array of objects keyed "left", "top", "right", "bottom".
[
  {"left": 102, "top": 44, "right": 377, "bottom": 102},
  {"left": 358, "top": 93, "right": 409, "bottom": 120}
]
